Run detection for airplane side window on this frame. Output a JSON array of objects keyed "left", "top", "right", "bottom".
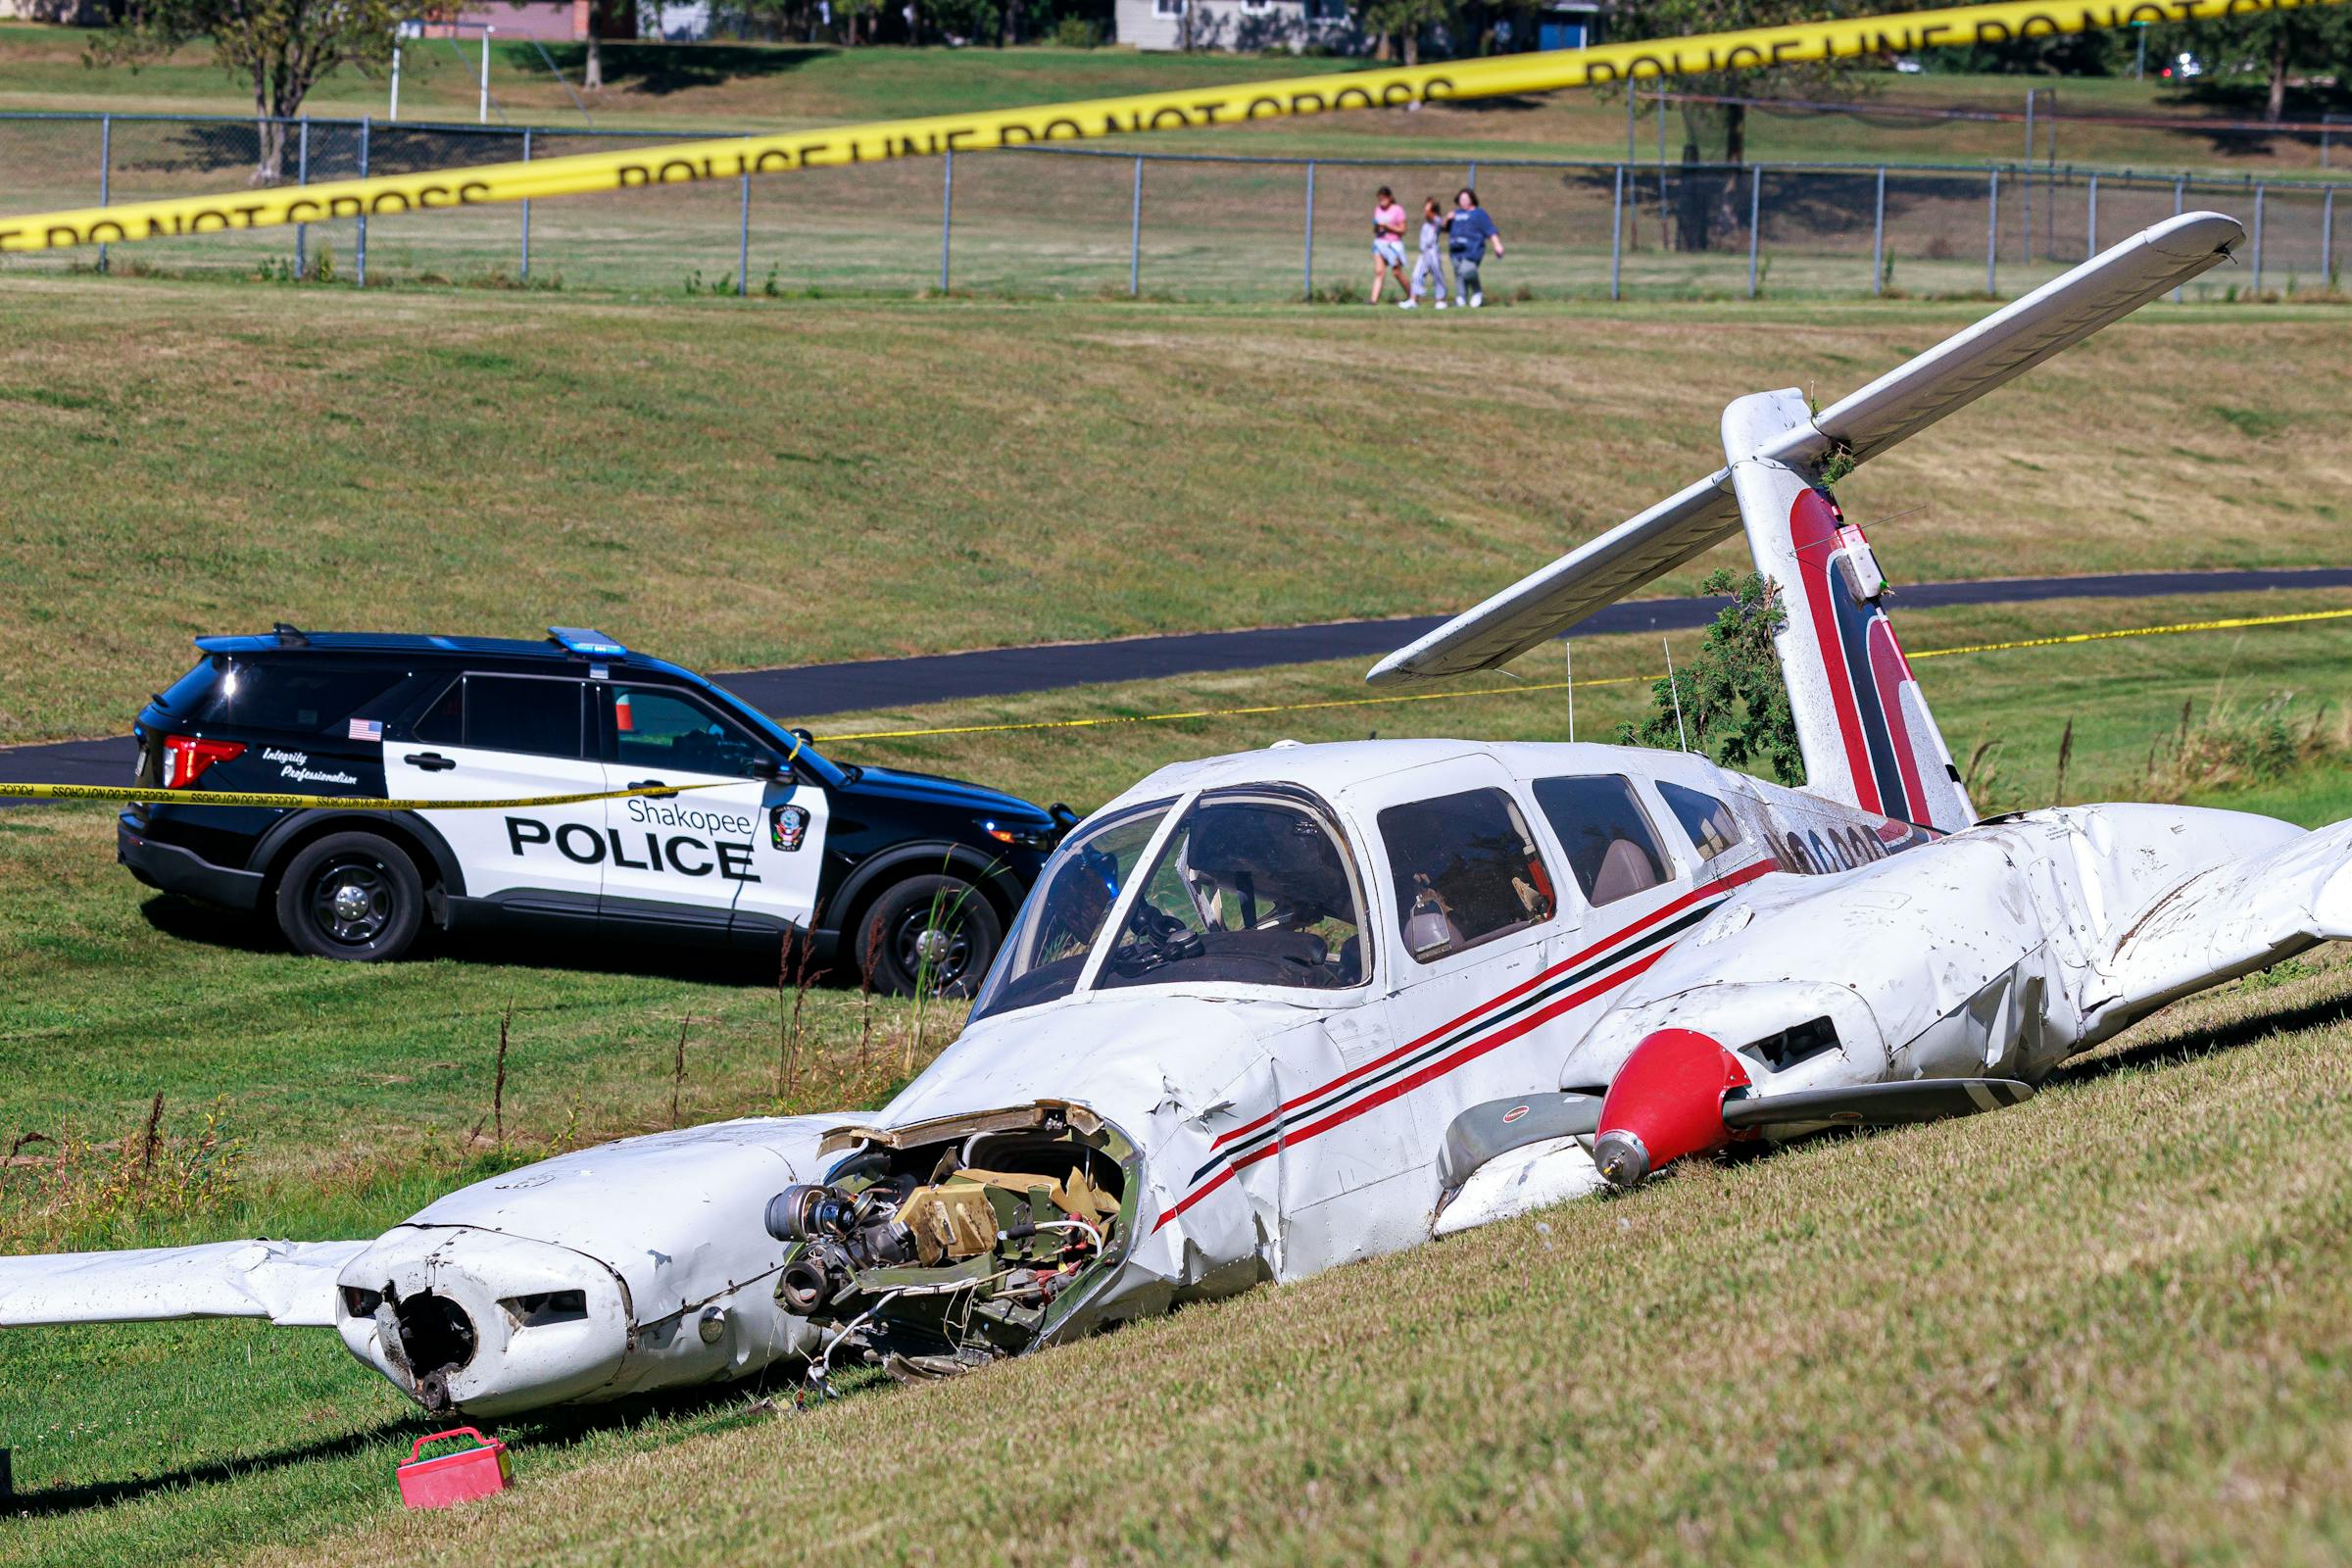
[
  {"left": 1378, "top": 789, "right": 1555, "bottom": 964},
  {"left": 1530, "top": 775, "right": 1670, "bottom": 906},
  {"left": 1656, "top": 781, "right": 1743, "bottom": 862}
]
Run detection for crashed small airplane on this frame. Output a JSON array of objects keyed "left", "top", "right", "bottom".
[{"left": 7, "top": 211, "right": 2348, "bottom": 1419}]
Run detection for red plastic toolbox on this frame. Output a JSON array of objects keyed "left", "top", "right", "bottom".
[{"left": 395, "top": 1427, "right": 513, "bottom": 1510}]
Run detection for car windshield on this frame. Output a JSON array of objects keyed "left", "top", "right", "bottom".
[
  {"left": 969, "top": 801, "right": 1173, "bottom": 1021},
  {"left": 1098, "top": 794, "right": 1366, "bottom": 994}
]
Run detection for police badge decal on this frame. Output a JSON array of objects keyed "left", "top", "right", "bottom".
[{"left": 769, "top": 804, "right": 811, "bottom": 852}]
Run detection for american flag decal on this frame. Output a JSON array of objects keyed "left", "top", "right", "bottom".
[{"left": 348, "top": 717, "right": 383, "bottom": 741}]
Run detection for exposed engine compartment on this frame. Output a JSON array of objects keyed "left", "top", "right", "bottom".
[{"left": 767, "top": 1102, "right": 1140, "bottom": 1381}]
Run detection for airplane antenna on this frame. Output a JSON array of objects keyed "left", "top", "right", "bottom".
[
  {"left": 1662, "top": 637, "right": 1690, "bottom": 752},
  {"left": 1565, "top": 640, "right": 1575, "bottom": 743}
]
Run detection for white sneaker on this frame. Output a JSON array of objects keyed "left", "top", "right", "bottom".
[
  {"left": 1435, "top": 298, "right": 1448, "bottom": 310},
  {"left": 1470, "top": 292, "right": 1484, "bottom": 308},
  {"left": 1397, "top": 298, "right": 1416, "bottom": 309}
]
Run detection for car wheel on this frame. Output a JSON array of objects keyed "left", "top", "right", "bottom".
[
  {"left": 275, "top": 831, "right": 425, "bottom": 962},
  {"left": 856, "top": 873, "right": 1004, "bottom": 999}
]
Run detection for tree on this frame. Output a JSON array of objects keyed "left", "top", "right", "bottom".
[
  {"left": 94, "top": 0, "right": 429, "bottom": 182},
  {"left": 2187, "top": 7, "right": 2352, "bottom": 122},
  {"left": 1618, "top": 568, "right": 1804, "bottom": 784},
  {"left": 1608, "top": 0, "right": 1880, "bottom": 164},
  {"left": 1356, "top": 0, "right": 1451, "bottom": 65}
]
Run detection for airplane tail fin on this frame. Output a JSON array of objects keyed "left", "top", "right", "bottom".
[
  {"left": 1367, "top": 214, "right": 2248, "bottom": 814},
  {"left": 1723, "top": 389, "right": 1972, "bottom": 832}
]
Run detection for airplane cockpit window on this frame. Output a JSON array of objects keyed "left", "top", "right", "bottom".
[
  {"left": 969, "top": 801, "right": 1172, "bottom": 1020},
  {"left": 1530, "top": 775, "right": 1671, "bottom": 906},
  {"left": 1378, "top": 788, "right": 1555, "bottom": 963},
  {"left": 1655, "top": 781, "right": 1743, "bottom": 861},
  {"left": 1099, "top": 796, "right": 1367, "bottom": 993}
]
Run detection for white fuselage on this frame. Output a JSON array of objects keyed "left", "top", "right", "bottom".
[{"left": 855, "top": 737, "right": 2147, "bottom": 1327}]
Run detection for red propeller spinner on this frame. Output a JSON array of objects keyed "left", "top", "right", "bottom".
[{"left": 1592, "top": 1028, "right": 1754, "bottom": 1187}]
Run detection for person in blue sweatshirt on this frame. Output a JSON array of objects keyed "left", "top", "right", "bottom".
[{"left": 1446, "top": 188, "right": 1503, "bottom": 308}]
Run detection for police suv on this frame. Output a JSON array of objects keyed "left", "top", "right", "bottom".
[{"left": 118, "top": 626, "right": 1068, "bottom": 992}]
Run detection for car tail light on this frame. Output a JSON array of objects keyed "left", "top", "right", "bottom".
[{"left": 160, "top": 734, "right": 245, "bottom": 790}]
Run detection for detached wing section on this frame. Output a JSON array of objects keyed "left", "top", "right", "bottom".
[
  {"left": 1368, "top": 212, "right": 2245, "bottom": 686},
  {"left": 0, "top": 1238, "right": 368, "bottom": 1329}
]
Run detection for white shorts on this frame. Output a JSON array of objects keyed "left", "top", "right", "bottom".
[{"left": 1373, "top": 238, "right": 1406, "bottom": 266}]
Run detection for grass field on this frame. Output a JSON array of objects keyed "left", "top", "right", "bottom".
[
  {"left": 0, "top": 24, "right": 2342, "bottom": 175},
  {"left": 6, "top": 33, "right": 2347, "bottom": 302},
  {"left": 1, "top": 281, "right": 2345, "bottom": 746},
  {"left": 3, "top": 589, "right": 2351, "bottom": 1566}
]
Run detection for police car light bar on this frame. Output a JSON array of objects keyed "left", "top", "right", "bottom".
[{"left": 549, "top": 627, "right": 628, "bottom": 660}]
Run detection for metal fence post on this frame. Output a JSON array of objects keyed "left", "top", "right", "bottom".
[
  {"left": 356, "top": 116, "right": 370, "bottom": 287},
  {"left": 1610, "top": 164, "right": 1624, "bottom": 302},
  {"left": 2022, "top": 90, "right": 2034, "bottom": 266},
  {"left": 1656, "top": 77, "right": 1667, "bottom": 177},
  {"left": 1302, "top": 161, "right": 1315, "bottom": 300},
  {"left": 295, "top": 118, "right": 310, "bottom": 279},
  {"left": 939, "top": 149, "right": 954, "bottom": 293},
  {"left": 97, "top": 114, "right": 111, "bottom": 274},
  {"left": 1466, "top": 161, "right": 1478, "bottom": 191},
  {"left": 2085, "top": 171, "right": 2097, "bottom": 260},
  {"left": 1746, "top": 165, "right": 1762, "bottom": 299},
  {"left": 2172, "top": 176, "right": 2185, "bottom": 302},
  {"left": 1986, "top": 168, "right": 1998, "bottom": 296},
  {"left": 1129, "top": 155, "right": 1143, "bottom": 297},
  {"left": 738, "top": 168, "right": 751, "bottom": 297},
  {"left": 2325, "top": 186, "right": 2336, "bottom": 290},
  {"left": 519, "top": 126, "right": 532, "bottom": 281},
  {"left": 2252, "top": 182, "right": 2265, "bottom": 295},
  {"left": 1871, "top": 166, "right": 1886, "bottom": 296}
]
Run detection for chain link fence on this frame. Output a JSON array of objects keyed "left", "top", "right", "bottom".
[{"left": 2, "top": 110, "right": 2343, "bottom": 303}]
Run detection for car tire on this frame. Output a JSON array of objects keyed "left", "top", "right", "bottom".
[
  {"left": 274, "top": 831, "right": 426, "bottom": 962},
  {"left": 855, "top": 873, "right": 1004, "bottom": 1000}
]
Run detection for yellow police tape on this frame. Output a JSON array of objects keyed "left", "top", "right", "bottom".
[
  {"left": 0, "top": 779, "right": 728, "bottom": 809},
  {"left": 3, "top": 0, "right": 2339, "bottom": 254},
  {"left": 816, "top": 606, "right": 2352, "bottom": 743}
]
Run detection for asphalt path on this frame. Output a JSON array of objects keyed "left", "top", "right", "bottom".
[{"left": 7, "top": 566, "right": 2350, "bottom": 792}]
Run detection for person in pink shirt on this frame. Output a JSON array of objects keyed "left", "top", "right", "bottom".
[{"left": 1369, "top": 186, "right": 1409, "bottom": 305}]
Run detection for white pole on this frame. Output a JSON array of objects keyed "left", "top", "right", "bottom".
[
  {"left": 389, "top": 42, "right": 402, "bottom": 122},
  {"left": 1565, "top": 641, "right": 1575, "bottom": 743},
  {"left": 479, "top": 26, "right": 493, "bottom": 125},
  {"left": 1663, "top": 638, "right": 1689, "bottom": 751}
]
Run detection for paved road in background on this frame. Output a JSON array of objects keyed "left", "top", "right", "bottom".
[{"left": 8, "top": 567, "right": 2350, "bottom": 792}]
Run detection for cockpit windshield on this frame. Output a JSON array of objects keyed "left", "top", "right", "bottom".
[
  {"left": 969, "top": 801, "right": 1172, "bottom": 1021},
  {"left": 969, "top": 791, "right": 1370, "bottom": 1021},
  {"left": 1097, "top": 793, "right": 1365, "bottom": 994}
]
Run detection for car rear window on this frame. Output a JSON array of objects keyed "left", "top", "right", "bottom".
[
  {"left": 177, "top": 660, "right": 407, "bottom": 737},
  {"left": 155, "top": 656, "right": 226, "bottom": 714},
  {"left": 413, "top": 675, "right": 585, "bottom": 760}
]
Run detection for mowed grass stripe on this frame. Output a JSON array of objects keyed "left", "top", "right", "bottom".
[{"left": 1, "top": 282, "right": 2345, "bottom": 743}]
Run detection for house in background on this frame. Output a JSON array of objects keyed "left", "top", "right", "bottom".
[
  {"left": 417, "top": 0, "right": 712, "bottom": 42},
  {"left": 1115, "top": 0, "right": 1354, "bottom": 53},
  {"left": 1115, "top": 0, "right": 1606, "bottom": 53}
]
